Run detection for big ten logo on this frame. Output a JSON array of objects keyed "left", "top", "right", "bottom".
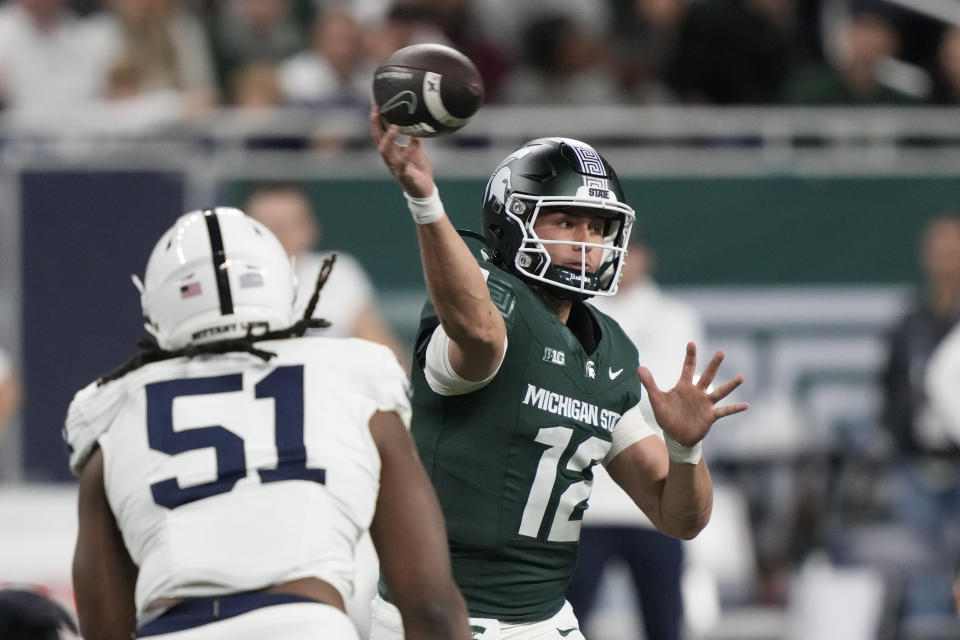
[{"left": 543, "top": 347, "right": 566, "bottom": 366}]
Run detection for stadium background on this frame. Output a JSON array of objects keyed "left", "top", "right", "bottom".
[{"left": 2, "top": 0, "right": 960, "bottom": 638}]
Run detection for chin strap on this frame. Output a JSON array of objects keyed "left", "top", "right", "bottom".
[{"left": 457, "top": 229, "right": 487, "bottom": 244}]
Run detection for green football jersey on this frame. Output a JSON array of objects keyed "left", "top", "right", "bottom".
[{"left": 410, "top": 263, "right": 643, "bottom": 622}]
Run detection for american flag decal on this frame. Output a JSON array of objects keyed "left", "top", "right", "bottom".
[
  {"left": 180, "top": 282, "right": 202, "bottom": 298},
  {"left": 239, "top": 272, "right": 264, "bottom": 289}
]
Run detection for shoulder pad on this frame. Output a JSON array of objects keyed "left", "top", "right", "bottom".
[
  {"left": 487, "top": 279, "right": 517, "bottom": 319},
  {"left": 481, "top": 266, "right": 518, "bottom": 319},
  {"left": 64, "top": 378, "right": 128, "bottom": 476}
]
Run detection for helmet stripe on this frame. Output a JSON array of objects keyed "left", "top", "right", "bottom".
[
  {"left": 203, "top": 209, "right": 234, "bottom": 316},
  {"left": 570, "top": 143, "right": 606, "bottom": 176},
  {"left": 564, "top": 140, "right": 611, "bottom": 192}
]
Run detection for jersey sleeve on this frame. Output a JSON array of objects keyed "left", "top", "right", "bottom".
[
  {"left": 423, "top": 323, "right": 509, "bottom": 396},
  {"left": 371, "top": 346, "right": 414, "bottom": 429},
  {"left": 419, "top": 266, "right": 512, "bottom": 396},
  {"left": 63, "top": 379, "right": 127, "bottom": 476},
  {"left": 603, "top": 403, "right": 658, "bottom": 465}
]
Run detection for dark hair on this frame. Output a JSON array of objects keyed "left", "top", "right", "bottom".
[{"left": 97, "top": 256, "right": 337, "bottom": 385}]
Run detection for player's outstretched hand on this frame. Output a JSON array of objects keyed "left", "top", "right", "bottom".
[
  {"left": 370, "top": 106, "right": 436, "bottom": 199},
  {"left": 638, "top": 342, "right": 748, "bottom": 448}
]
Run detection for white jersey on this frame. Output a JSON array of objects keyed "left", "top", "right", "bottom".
[
  {"left": 64, "top": 336, "right": 410, "bottom": 619},
  {"left": 925, "top": 320, "right": 960, "bottom": 448}
]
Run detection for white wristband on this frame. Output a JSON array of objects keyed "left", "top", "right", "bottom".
[
  {"left": 404, "top": 188, "right": 445, "bottom": 225},
  {"left": 665, "top": 435, "right": 703, "bottom": 465}
]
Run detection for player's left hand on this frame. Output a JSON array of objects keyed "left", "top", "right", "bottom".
[{"left": 638, "top": 342, "right": 748, "bottom": 448}]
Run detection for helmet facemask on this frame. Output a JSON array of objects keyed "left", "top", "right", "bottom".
[{"left": 504, "top": 193, "right": 635, "bottom": 301}]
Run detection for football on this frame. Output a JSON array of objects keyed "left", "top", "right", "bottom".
[{"left": 372, "top": 43, "right": 484, "bottom": 137}]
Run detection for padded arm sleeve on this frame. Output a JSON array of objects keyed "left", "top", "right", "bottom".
[
  {"left": 603, "top": 403, "right": 658, "bottom": 465},
  {"left": 423, "top": 323, "right": 508, "bottom": 396}
]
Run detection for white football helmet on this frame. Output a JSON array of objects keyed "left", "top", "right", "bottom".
[{"left": 136, "top": 207, "right": 298, "bottom": 351}]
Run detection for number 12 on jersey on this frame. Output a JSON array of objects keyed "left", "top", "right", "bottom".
[
  {"left": 146, "top": 366, "right": 325, "bottom": 509},
  {"left": 518, "top": 426, "right": 608, "bottom": 542}
]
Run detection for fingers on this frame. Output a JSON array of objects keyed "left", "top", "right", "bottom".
[
  {"left": 370, "top": 106, "right": 405, "bottom": 156},
  {"left": 680, "top": 342, "right": 697, "bottom": 383},
  {"left": 713, "top": 401, "right": 750, "bottom": 419},
  {"left": 370, "top": 106, "right": 433, "bottom": 197},
  {"left": 397, "top": 135, "right": 422, "bottom": 164},
  {"left": 637, "top": 366, "right": 659, "bottom": 396},
  {"left": 377, "top": 122, "right": 400, "bottom": 156},
  {"left": 708, "top": 373, "right": 744, "bottom": 403},
  {"left": 697, "top": 349, "right": 725, "bottom": 390},
  {"left": 369, "top": 106, "right": 387, "bottom": 143},
  {"left": 373, "top": 118, "right": 416, "bottom": 180}
]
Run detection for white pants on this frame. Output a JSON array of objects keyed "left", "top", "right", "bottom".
[
  {"left": 140, "top": 602, "right": 360, "bottom": 640},
  {"left": 369, "top": 594, "right": 585, "bottom": 640}
]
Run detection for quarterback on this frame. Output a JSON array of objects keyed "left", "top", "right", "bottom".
[
  {"left": 370, "top": 108, "right": 748, "bottom": 639},
  {"left": 66, "top": 207, "right": 469, "bottom": 640}
]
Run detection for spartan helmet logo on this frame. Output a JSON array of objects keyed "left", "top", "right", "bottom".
[
  {"left": 585, "top": 360, "right": 596, "bottom": 379},
  {"left": 484, "top": 146, "right": 533, "bottom": 213},
  {"left": 485, "top": 165, "right": 511, "bottom": 213}
]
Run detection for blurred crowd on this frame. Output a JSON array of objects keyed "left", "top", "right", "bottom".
[{"left": 1, "top": 0, "right": 959, "bottom": 138}]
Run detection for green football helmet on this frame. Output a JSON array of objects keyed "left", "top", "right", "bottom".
[{"left": 481, "top": 137, "right": 635, "bottom": 300}]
